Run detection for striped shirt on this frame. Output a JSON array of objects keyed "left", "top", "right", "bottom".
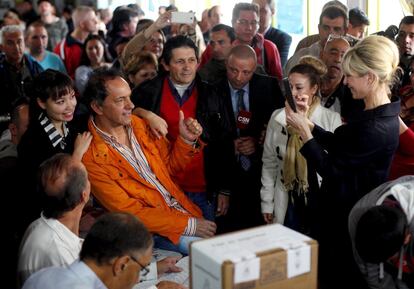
[
  {"left": 92, "top": 120, "right": 196, "bottom": 236},
  {"left": 39, "top": 112, "right": 69, "bottom": 149}
]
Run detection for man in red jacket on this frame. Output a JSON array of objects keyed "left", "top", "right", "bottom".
[
  {"left": 200, "top": 3, "right": 283, "bottom": 80},
  {"left": 54, "top": 6, "right": 99, "bottom": 79}
]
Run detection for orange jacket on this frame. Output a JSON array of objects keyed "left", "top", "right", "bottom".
[{"left": 82, "top": 116, "right": 203, "bottom": 244}]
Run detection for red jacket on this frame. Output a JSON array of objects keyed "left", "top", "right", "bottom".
[
  {"left": 54, "top": 34, "right": 83, "bottom": 79},
  {"left": 82, "top": 116, "right": 203, "bottom": 243},
  {"left": 389, "top": 123, "right": 414, "bottom": 180},
  {"left": 199, "top": 33, "right": 283, "bottom": 80}
]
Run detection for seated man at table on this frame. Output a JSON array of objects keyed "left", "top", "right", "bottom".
[{"left": 81, "top": 68, "right": 216, "bottom": 255}]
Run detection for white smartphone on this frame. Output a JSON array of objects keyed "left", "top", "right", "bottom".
[{"left": 171, "top": 12, "right": 195, "bottom": 24}]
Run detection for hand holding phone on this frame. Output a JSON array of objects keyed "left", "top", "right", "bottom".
[
  {"left": 283, "top": 78, "right": 297, "bottom": 113},
  {"left": 171, "top": 12, "right": 195, "bottom": 24}
]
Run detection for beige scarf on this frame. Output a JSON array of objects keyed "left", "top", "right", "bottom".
[{"left": 283, "top": 97, "right": 320, "bottom": 198}]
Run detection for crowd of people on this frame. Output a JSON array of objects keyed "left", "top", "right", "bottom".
[{"left": 1, "top": 0, "right": 414, "bottom": 289}]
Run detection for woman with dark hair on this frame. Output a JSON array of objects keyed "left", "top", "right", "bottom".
[
  {"left": 260, "top": 56, "right": 341, "bottom": 234},
  {"left": 75, "top": 34, "right": 112, "bottom": 96},
  {"left": 18, "top": 69, "right": 92, "bottom": 229}
]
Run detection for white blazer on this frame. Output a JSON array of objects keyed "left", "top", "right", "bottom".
[{"left": 260, "top": 105, "right": 342, "bottom": 223}]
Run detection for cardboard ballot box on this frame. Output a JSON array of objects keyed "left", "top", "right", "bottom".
[{"left": 190, "top": 224, "right": 317, "bottom": 289}]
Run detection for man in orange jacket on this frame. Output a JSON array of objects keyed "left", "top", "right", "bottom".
[{"left": 82, "top": 68, "right": 216, "bottom": 255}]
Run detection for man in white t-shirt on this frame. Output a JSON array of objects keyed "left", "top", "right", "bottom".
[
  {"left": 17, "top": 153, "right": 89, "bottom": 286},
  {"left": 18, "top": 153, "right": 185, "bottom": 288}
]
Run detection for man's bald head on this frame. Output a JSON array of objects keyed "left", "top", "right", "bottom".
[
  {"left": 226, "top": 45, "right": 257, "bottom": 89},
  {"left": 38, "top": 153, "right": 90, "bottom": 219},
  {"left": 227, "top": 44, "right": 257, "bottom": 63}
]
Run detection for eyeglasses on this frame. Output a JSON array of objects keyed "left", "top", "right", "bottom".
[
  {"left": 236, "top": 19, "right": 259, "bottom": 27},
  {"left": 326, "top": 33, "right": 359, "bottom": 47},
  {"left": 129, "top": 255, "right": 150, "bottom": 277}
]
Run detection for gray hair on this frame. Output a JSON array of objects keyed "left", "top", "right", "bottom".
[{"left": 0, "top": 25, "right": 24, "bottom": 45}]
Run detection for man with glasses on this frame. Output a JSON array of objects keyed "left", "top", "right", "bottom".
[
  {"left": 231, "top": 3, "right": 282, "bottom": 79},
  {"left": 285, "top": 5, "right": 348, "bottom": 75},
  {"left": 22, "top": 212, "right": 186, "bottom": 289},
  {"left": 199, "top": 3, "right": 283, "bottom": 80}
]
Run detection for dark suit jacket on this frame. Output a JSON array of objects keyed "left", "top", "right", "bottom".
[
  {"left": 131, "top": 74, "right": 234, "bottom": 196},
  {"left": 264, "top": 27, "right": 292, "bottom": 68},
  {"left": 215, "top": 73, "right": 284, "bottom": 177}
]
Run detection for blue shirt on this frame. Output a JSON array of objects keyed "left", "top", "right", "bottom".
[
  {"left": 22, "top": 260, "right": 107, "bottom": 289},
  {"left": 228, "top": 82, "right": 250, "bottom": 116},
  {"left": 28, "top": 51, "right": 67, "bottom": 73}
]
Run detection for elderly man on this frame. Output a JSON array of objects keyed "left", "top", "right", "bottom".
[
  {"left": 252, "top": 0, "right": 292, "bottom": 67},
  {"left": 285, "top": 5, "right": 348, "bottom": 75},
  {"left": 319, "top": 35, "right": 363, "bottom": 120},
  {"left": 17, "top": 153, "right": 90, "bottom": 286},
  {"left": 214, "top": 45, "right": 283, "bottom": 232},
  {"left": 82, "top": 68, "right": 216, "bottom": 255},
  {"left": 25, "top": 21, "right": 67, "bottom": 73},
  {"left": 0, "top": 25, "right": 43, "bottom": 132},
  {"left": 22, "top": 212, "right": 186, "bottom": 289}
]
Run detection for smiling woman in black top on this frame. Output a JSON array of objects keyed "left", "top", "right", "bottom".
[{"left": 18, "top": 69, "right": 92, "bottom": 230}]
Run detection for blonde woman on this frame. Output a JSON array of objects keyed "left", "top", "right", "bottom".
[
  {"left": 286, "top": 35, "right": 401, "bottom": 289},
  {"left": 261, "top": 56, "right": 341, "bottom": 234}
]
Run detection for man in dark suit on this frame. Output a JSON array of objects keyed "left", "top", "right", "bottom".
[
  {"left": 215, "top": 44, "right": 284, "bottom": 232},
  {"left": 253, "top": 0, "right": 292, "bottom": 67}
]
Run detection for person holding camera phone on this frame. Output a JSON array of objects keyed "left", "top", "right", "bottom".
[
  {"left": 261, "top": 56, "right": 341, "bottom": 234},
  {"left": 285, "top": 35, "right": 401, "bottom": 289}
]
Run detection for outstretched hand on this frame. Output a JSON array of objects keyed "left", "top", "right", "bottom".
[
  {"left": 178, "top": 110, "right": 203, "bottom": 143},
  {"left": 154, "top": 11, "right": 172, "bottom": 29}
]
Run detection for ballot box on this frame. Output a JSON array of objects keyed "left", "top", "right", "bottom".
[{"left": 190, "top": 224, "right": 317, "bottom": 289}]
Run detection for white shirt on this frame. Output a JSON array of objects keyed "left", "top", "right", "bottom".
[{"left": 18, "top": 213, "right": 83, "bottom": 285}]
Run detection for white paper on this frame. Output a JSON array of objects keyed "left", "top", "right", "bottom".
[
  {"left": 133, "top": 256, "right": 189, "bottom": 289},
  {"left": 158, "top": 256, "right": 190, "bottom": 286},
  {"left": 234, "top": 257, "right": 260, "bottom": 284},
  {"left": 287, "top": 244, "right": 311, "bottom": 278}
]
